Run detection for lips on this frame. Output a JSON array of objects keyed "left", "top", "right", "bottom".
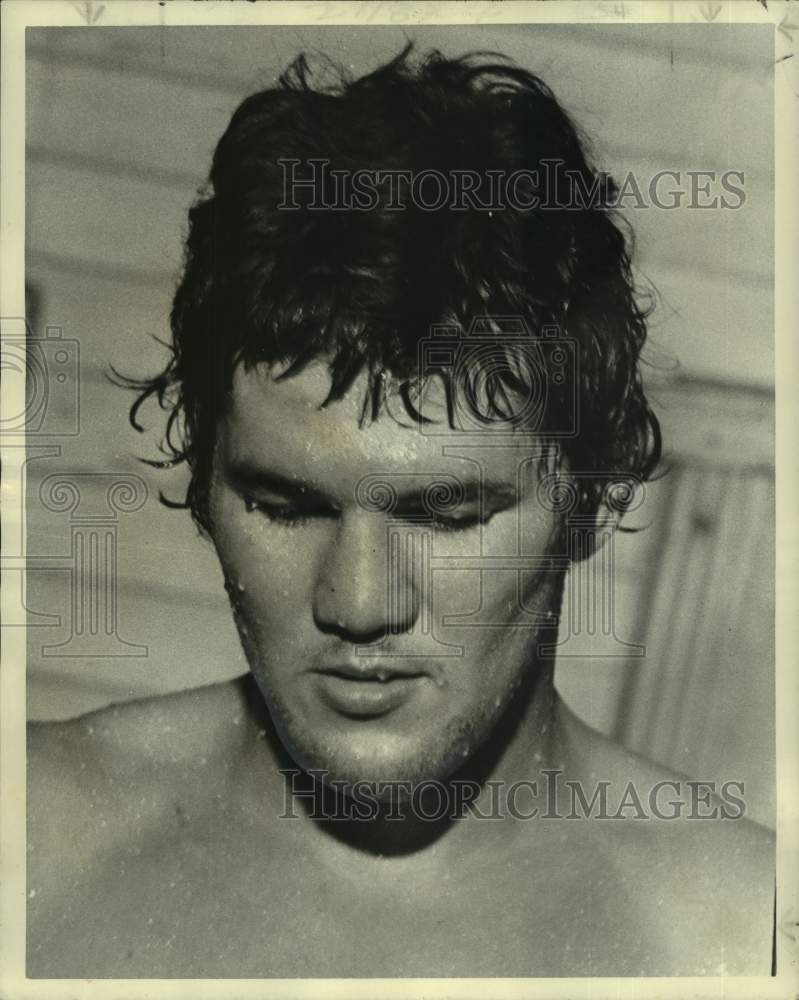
[
  {"left": 312, "top": 663, "right": 428, "bottom": 718},
  {"left": 318, "top": 662, "right": 427, "bottom": 682}
]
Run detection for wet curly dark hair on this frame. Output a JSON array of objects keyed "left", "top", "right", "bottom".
[{"left": 126, "top": 44, "right": 660, "bottom": 535}]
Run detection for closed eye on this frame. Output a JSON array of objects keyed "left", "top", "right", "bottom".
[
  {"left": 242, "top": 497, "right": 336, "bottom": 526},
  {"left": 428, "top": 511, "right": 484, "bottom": 533},
  {"left": 243, "top": 498, "right": 488, "bottom": 532},
  {"left": 393, "top": 504, "right": 503, "bottom": 533}
]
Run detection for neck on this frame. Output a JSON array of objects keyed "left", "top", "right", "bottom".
[{"left": 242, "top": 651, "right": 567, "bottom": 859}]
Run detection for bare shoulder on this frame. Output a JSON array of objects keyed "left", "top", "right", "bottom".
[
  {"left": 27, "top": 677, "right": 253, "bottom": 878},
  {"left": 27, "top": 676, "right": 269, "bottom": 976},
  {"left": 558, "top": 701, "right": 774, "bottom": 974},
  {"left": 29, "top": 674, "right": 253, "bottom": 763}
]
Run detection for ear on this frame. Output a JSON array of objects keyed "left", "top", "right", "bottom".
[
  {"left": 538, "top": 456, "right": 640, "bottom": 562},
  {"left": 564, "top": 476, "right": 639, "bottom": 563},
  {"left": 578, "top": 499, "right": 619, "bottom": 560}
]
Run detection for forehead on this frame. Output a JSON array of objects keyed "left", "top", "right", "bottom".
[{"left": 219, "top": 362, "right": 541, "bottom": 490}]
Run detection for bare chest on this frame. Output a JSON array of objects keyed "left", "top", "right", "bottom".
[{"left": 28, "top": 818, "right": 669, "bottom": 978}]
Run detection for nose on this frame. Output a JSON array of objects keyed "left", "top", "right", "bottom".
[{"left": 312, "top": 511, "right": 421, "bottom": 641}]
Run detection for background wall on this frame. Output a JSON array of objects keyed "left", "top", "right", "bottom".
[{"left": 22, "top": 24, "right": 775, "bottom": 826}]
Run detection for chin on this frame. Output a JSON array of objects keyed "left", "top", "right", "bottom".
[
  {"left": 273, "top": 708, "right": 497, "bottom": 797},
  {"left": 251, "top": 664, "right": 519, "bottom": 795},
  {"left": 282, "top": 733, "right": 452, "bottom": 788}
]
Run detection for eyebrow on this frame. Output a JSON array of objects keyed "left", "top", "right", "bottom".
[
  {"left": 223, "top": 459, "right": 519, "bottom": 509},
  {"left": 224, "top": 461, "right": 330, "bottom": 505}
]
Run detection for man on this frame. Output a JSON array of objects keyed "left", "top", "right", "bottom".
[{"left": 27, "top": 46, "right": 773, "bottom": 978}]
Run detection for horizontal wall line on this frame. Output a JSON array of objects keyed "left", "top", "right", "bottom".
[
  {"left": 28, "top": 145, "right": 204, "bottom": 193},
  {"left": 27, "top": 137, "right": 773, "bottom": 202},
  {"left": 28, "top": 24, "right": 772, "bottom": 93},
  {"left": 28, "top": 250, "right": 174, "bottom": 288},
  {"left": 26, "top": 566, "right": 225, "bottom": 607},
  {"left": 27, "top": 42, "right": 251, "bottom": 95},
  {"left": 635, "top": 256, "right": 772, "bottom": 292}
]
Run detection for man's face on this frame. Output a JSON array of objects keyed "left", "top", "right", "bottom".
[{"left": 208, "top": 361, "right": 563, "bottom": 788}]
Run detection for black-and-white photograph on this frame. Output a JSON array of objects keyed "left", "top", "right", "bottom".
[{"left": 2, "top": 0, "right": 796, "bottom": 993}]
